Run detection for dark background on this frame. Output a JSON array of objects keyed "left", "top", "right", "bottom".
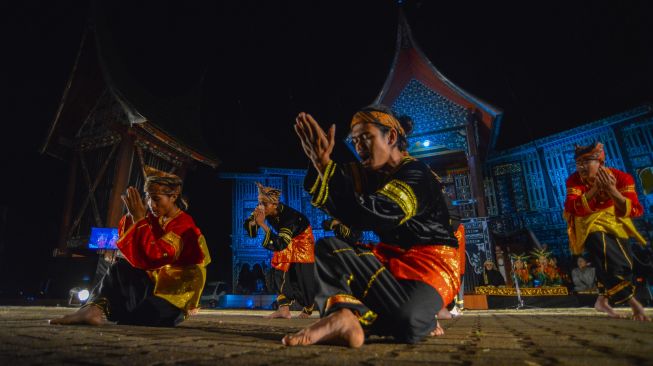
[{"left": 1, "top": 0, "right": 652, "bottom": 297}]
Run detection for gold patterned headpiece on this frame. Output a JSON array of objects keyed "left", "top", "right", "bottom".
[
  {"left": 574, "top": 142, "right": 605, "bottom": 163},
  {"left": 256, "top": 182, "right": 281, "bottom": 204},
  {"left": 530, "top": 248, "right": 551, "bottom": 259},
  {"left": 510, "top": 253, "right": 529, "bottom": 263},
  {"left": 144, "top": 165, "right": 182, "bottom": 195},
  {"left": 350, "top": 110, "right": 405, "bottom": 137}
]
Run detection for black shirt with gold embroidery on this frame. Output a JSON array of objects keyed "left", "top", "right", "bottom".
[
  {"left": 244, "top": 203, "right": 310, "bottom": 252},
  {"left": 305, "top": 157, "right": 458, "bottom": 249},
  {"left": 322, "top": 218, "right": 362, "bottom": 245}
]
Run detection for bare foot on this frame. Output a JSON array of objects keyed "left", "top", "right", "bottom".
[
  {"left": 628, "top": 297, "right": 651, "bottom": 322},
  {"left": 429, "top": 322, "right": 445, "bottom": 336},
  {"left": 297, "top": 312, "right": 312, "bottom": 319},
  {"left": 282, "top": 308, "right": 364, "bottom": 348},
  {"left": 437, "top": 307, "right": 452, "bottom": 320},
  {"left": 594, "top": 295, "right": 624, "bottom": 318},
  {"left": 266, "top": 306, "right": 292, "bottom": 319},
  {"left": 49, "top": 305, "right": 105, "bottom": 326}
]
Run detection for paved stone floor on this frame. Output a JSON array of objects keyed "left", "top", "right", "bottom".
[{"left": 1, "top": 306, "right": 652, "bottom": 365}]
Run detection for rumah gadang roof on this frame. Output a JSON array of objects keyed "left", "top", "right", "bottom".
[
  {"left": 375, "top": 10, "right": 503, "bottom": 154},
  {"left": 42, "top": 6, "right": 219, "bottom": 168}
]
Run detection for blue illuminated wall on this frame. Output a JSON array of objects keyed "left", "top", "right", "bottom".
[
  {"left": 392, "top": 79, "right": 470, "bottom": 156},
  {"left": 220, "top": 168, "right": 378, "bottom": 292},
  {"left": 485, "top": 105, "right": 653, "bottom": 259}
]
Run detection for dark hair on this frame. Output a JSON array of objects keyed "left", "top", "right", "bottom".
[{"left": 359, "top": 104, "right": 414, "bottom": 151}]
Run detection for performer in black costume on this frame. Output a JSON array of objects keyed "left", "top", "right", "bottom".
[
  {"left": 245, "top": 183, "right": 317, "bottom": 318},
  {"left": 284, "top": 105, "right": 461, "bottom": 347}
]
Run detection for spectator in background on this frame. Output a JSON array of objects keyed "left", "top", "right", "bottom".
[{"left": 571, "top": 256, "right": 597, "bottom": 293}]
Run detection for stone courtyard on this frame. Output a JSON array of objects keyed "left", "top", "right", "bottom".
[{"left": 1, "top": 306, "right": 652, "bottom": 365}]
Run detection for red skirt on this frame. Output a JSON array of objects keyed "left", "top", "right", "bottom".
[{"left": 369, "top": 242, "right": 461, "bottom": 305}]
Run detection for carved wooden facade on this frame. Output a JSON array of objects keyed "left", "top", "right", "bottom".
[{"left": 42, "top": 30, "right": 218, "bottom": 256}]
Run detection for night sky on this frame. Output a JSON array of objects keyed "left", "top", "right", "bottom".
[{"left": 1, "top": 0, "right": 652, "bottom": 296}]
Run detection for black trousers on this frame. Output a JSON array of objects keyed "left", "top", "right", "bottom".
[
  {"left": 315, "top": 237, "right": 442, "bottom": 344},
  {"left": 585, "top": 232, "right": 636, "bottom": 305},
  {"left": 89, "top": 258, "right": 184, "bottom": 327},
  {"left": 272, "top": 262, "right": 317, "bottom": 314}
]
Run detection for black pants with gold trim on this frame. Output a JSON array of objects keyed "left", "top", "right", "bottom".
[
  {"left": 272, "top": 263, "right": 317, "bottom": 314},
  {"left": 314, "top": 237, "right": 442, "bottom": 344},
  {"left": 584, "top": 232, "right": 636, "bottom": 305},
  {"left": 89, "top": 258, "right": 184, "bottom": 327}
]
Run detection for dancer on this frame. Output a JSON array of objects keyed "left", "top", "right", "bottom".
[
  {"left": 285, "top": 105, "right": 460, "bottom": 347},
  {"left": 564, "top": 142, "right": 649, "bottom": 320},
  {"left": 244, "top": 183, "right": 317, "bottom": 318},
  {"left": 51, "top": 166, "right": 211, "bottom": 326}
]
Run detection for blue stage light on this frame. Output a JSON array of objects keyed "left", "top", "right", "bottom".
[{"left": 423, "top": 140, "right": 431, "bottom": 147}]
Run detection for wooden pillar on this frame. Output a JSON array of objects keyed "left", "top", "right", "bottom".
[
  {"left": 105, "top": 133, "right": 134, "bottom": 227},
  {"left": 57, "top": 156, "right": 78, "bottom": 254},
  {"left": 465, "top": 110, "right": 488, "bottom": 217}
]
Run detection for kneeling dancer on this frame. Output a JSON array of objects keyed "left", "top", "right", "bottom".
[
  {"left": 51, "top": 166, "right": 211, "bottom": 326},
  {"left": 287, "top": 105, "right": 460, "bottom": 347}
]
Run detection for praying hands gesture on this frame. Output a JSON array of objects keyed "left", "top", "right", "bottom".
[
  {"left": 121, "top": 186, "right": 147, "bottom": 222},
  {"left": 254, "top": 205, "right": 267, "bottom": 227},
  {"left": 593, "top": 167, "right": 627, "bottom": 213},
  {"left": 596, "top": 167, "right": 618, "bottom": 195},
  {"left": 294, "top": 112, "right": 336, "bottom": 177}
]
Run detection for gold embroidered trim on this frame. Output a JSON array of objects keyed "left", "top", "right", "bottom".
[
  {"left": 309, "top": 173, "right": 321, "bottom": 195},
  {"left": 160, "top": 231, "right": 182, "bottom": 259},
  {"left": 357, "top": 252, "right": 375, "bottom": 257},
  {"left": 362, "top": 267, "right": 386, "bottom": 298},
  {"left": 606, "top": 280, "right": 632, "bottom": 298},
  {"left": 278, "top": 229, "right": 293, "bottom": 244},
  {"left": 333, "top": 248, "right": 354, "bottom": 254},
  {"left": 347, "top": 273, "right": 354, "bottom": 286},
  {"left": 359, "top": 310, "right": 377, "bottom": 326},
  {"left": 262, "top": 229, "right": 272, "bottom": 248},
  {"left": 619, "top": 185, "right": 635, "bottom": 193},
  {"left": 623, "top": 198, "right": 632, "bottom": 218},
  {"left": 325, "top": 294, "right": 363, "bottom": 312},
  {"left": 581, "top": 194, "right": 592, "bottom": 212},
  {"left": 568, "top": 187, "right": 582, "bottom": 196},
  {"left": 311, "top": 160, "right": 336, "bottom": 207},
  {"left": 378, "top": 179, "right": 418, "bottom": 224},
  {"left": 615, "top": 238, "right": 633, "bottom": 269},
  {"left": 614, "top": 291, "right": 635, "bottom": 305}
]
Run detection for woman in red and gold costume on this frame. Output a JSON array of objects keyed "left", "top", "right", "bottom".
[
  {"left": 564, "top": 142, "right": 648, "bottom": 320},
  {"left": 244, "top": 183, "right": 316, "bottom": 319},
  {"left": 51, "top": 166, "right": 211, "bottom": 326},
  {"left": 284, "top": 105, "right": 460, "bottom": 347}
]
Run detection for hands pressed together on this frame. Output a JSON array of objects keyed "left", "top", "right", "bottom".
[
  {"left": 254, "top": 205, "right": 267, "bottom": 226},
  {"left": 594, "top": 166, "right": 617, "bottom": 194},
  {"left": 294, "top": 112, "right": 336, "bottom": 177},
  {"left": 121, "top": 186, "right": 147, "bottom": 222}
]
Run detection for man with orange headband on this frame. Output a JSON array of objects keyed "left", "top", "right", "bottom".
[
  {"left": 244, "top": 183, "right": 317, "bottom": 318},
  {"left": 285, "top": 105, "right": 460, "bottom": 347},
  {"left": 564, "top": 142, "right": 648, "bottom": 320},
  {"left": 51, "top": 166, "right": 211, "bottom": 326}
]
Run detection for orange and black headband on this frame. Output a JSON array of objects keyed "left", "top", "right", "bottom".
[{"left": 350, "top": 110, "right": 405, "bottom": 137}]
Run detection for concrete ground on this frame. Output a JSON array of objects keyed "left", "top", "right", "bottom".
[{"left": 1, "top": 306, "right": 652, "bottom": 366}]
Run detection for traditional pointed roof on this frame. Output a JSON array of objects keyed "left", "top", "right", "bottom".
[
  {"left": 375, "top": 9, "right": 503, "bottom": 154},
  {"left": 42, "top": 25, "right": 219, "bottom": 169}
]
